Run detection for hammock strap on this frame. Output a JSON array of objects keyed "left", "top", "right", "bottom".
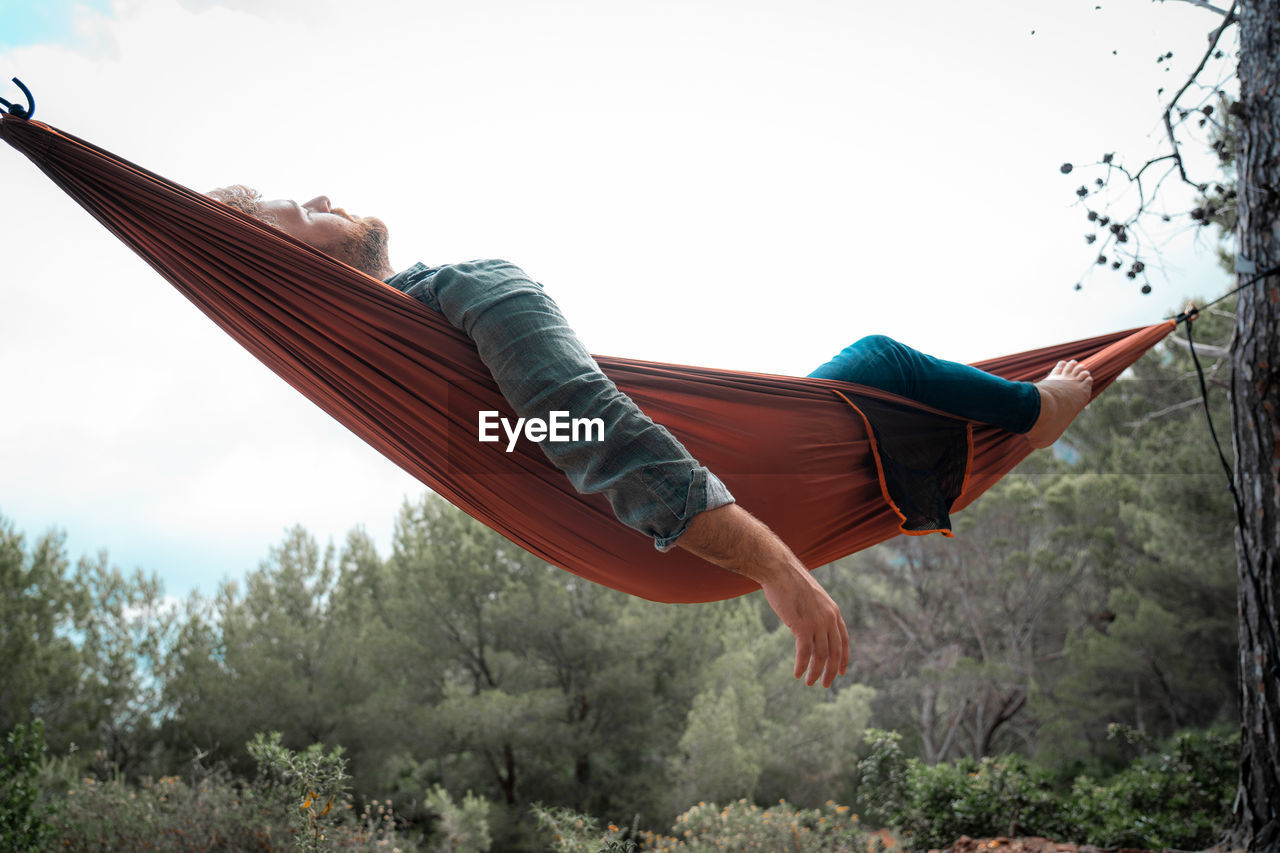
[
  {"left": 1182, "top": 308, "right": 1280, "bottom": 680},
  {"left": 1167, "top": 261, "right": 1280, "bottom": 323},
  {"left": 0, "top": 77, "right": 34, "bottom": 119}
]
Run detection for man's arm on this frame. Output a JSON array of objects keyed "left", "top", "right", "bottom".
[
  {"left": 401, "top": 261, "right": 847, "bottom": 684},
  {"left": 677, "top": 504, "right": 849, "bottom": 688}
]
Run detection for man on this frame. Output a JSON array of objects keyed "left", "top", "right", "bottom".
[{"left": 209, "top": 187, "right": 1092, "bottom": 690}]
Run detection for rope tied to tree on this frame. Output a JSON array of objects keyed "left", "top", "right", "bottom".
[
  {"left": 1166, "top": 259, "right": 1280, "bottom": 324},
  {"left": 1175, "top": 268, "right": 1280, "bottom": 681}
]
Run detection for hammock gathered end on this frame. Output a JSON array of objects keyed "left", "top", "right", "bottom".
[{"left": 0, "top": 111, "right": 1174, "bottom": 604}]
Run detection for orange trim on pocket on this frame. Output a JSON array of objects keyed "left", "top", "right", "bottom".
[{"left": 831, "top": 389, "right": 958, "bottom": 539}]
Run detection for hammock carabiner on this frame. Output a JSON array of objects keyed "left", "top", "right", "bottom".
[{"left": 0, "top": 78, "right": 34, "bottom": 120}]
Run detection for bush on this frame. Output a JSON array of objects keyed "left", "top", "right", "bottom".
[
  {"left": 1065, "top": 726, "right": 1235, "bottom": 850},
  {"left": 248, "top": 732, "right": 356, "bottom": 852},
  {"left": 1, "top": 719, "right": 55, "bottom": 851},
  {"left": 856, "top": 727, "right": 1237, "bottom": 852},
  {"left": 41, "top": 733, "right": 418, "bottom": 852},
  {"left": 857, "top": 731, "right": 1064, "bottom": 850},
  {"left": 536, "top": 799, "right": 866, "bottom": 852},
  {"left": 45, "top": 770, "right": 282, "bottom": 851},
  {"left": 424, "top": 784, "right": 492, "bottom": 852}
]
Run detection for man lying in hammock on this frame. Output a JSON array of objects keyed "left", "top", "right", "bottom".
[{"left": 208, "top": 187, "right": 1093, "bottom": 690}]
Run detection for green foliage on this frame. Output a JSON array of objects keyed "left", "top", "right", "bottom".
[
  {"left": 537, "top": 799, "right": 865, "bottom": 852},
  {"left": 856, "top": 726, "right": 1237, "bottom": 852},
  {"left": 671, "top": 603, "right": 875, "bottom": 811},
  {"left": 372, "top": 493, "right": 728, "bottom": 842},
  {"left": 857, "top": 730, "right": 1062, "bottom": 850},
  {"left": 247, "top": 731, "right": 358, "bottom": 852},
  {"left": 0, "top": 513, "right": 179, "bottom": 778},
  {"left": 44, "top": 770, "right": 281, "bottom": 852},
  {"left": 424, "top": 784, "right": 493, "bottom": 852},
  {"left": 831, "top": 304, "right": 1239, "bottom": 774},
  {"left": 0, "top": 361, "right": 1243, "bottom": 853},
  {"left": 1032, "top": 306, "right": 1238, "bottom": 769},
  {"left": 0, "top": 520, "right": 79, "bottom": 740},
  {"left": 1066, "top": 726, "right": 1236, "bottom": 850},
  {"left": 0, "top": 719, "right": 54, "bottom": 851},
  {"left": 533, "top": 804, "right": 619, "bottom": 853},
  {"left": 41, "top": 762, "right": 418, "bottom": 852},
  {"left": 670, "top": 608, "right": 768, "bottom": 806}
]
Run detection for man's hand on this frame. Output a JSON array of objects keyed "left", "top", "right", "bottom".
[
  {"left": 760, "top": 563, "right": 849, "bottom": 687},
  {"left": 677, "top": 504, "right": 850, "bottom": 687}
]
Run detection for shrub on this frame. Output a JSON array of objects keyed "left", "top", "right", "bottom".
[
  {"left": 248, "top": 732, "right": 354, "bottom": 852},
  {"left": 46, "top": 771, "right": 282, "bottom": 851},
  {"left": 858, "top": 731, "right": 1064, "bottom": 850},
  {"left": 856, "top": 727, "right": 1237, "bottom": 852},
  {"left": 536, "top": 799, "right": 865, "bottom": 852},
  {"left": 425, "top": 784, "right": 492, "bottom": 852},
  {"left": 42, "top": 733, "right": 417, "bottom": 852},
  {"left": 1065, "top": 726, "right": 1235, "bottom": 850},
  {"left": 1, "top": 719, "right": 55, "bottom": 851},
  {"left": 247, "top": 731, "right": 416, "bottom": 852},
  {"left": 534, "top": 805, "right": 631, "bottom": 853}
]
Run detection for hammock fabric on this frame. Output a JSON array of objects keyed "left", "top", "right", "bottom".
[{"left": 2, "top": 113, "right": 1175, "bottom": 604}]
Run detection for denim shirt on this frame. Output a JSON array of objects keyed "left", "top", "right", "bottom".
[{"left": 385, "top": 259, "right": 734, "bottom": 550}]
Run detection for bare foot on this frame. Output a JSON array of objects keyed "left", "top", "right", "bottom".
[{"left": 1024, "top": 360, "right": 1093, "bottom": 449}]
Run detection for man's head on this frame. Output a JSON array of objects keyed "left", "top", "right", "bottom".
[{"left": 208, "top": 185, "right": 393, "bottom": 280}]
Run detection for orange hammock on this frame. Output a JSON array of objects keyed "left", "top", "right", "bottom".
[{"left": 1, "top": 113, "right": 1174, "bottom": 604}]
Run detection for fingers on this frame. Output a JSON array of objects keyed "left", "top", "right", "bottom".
[
  {"left": 818, "top": 617, "right": 848, "bottom": 688},
  {"left": 794, "top": 613, "right": 851, "bottom": 688},
  {"left": 839, "top": 615, "right": 850, "bottom": 675},
  {"left": 763, "top": 567, "right": 850, "bottom": 688},
  {"left": 794, "top": 634, "right": 812, "bottom": 681},
  {"left": 806, "top": 632, "right": 830, "bottom": 687}
]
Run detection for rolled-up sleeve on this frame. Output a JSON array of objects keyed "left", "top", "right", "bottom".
[{"left": 389, "top": 259, "right": 734, "bottom": 548}]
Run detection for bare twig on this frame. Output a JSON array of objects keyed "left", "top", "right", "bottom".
[
  {"left": 1075, "top": 2, "right": 1238, "bottom": 294},
  {"left": 1167, "top": 333, "right": 1231, "bottom": 359},
  {"left": 1125, "top": 397, "right": 1203, "bottom": 432},
  {"left": 1158, "top": 0, "right": 1235, "bottom": 17},
  {"left": 1161, "top": 1, "right": 1239, "bottom": 189}
]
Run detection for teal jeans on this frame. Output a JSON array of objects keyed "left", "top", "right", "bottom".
[{"left": 808, "top": 335, "right": 1041, "bottom": 433}]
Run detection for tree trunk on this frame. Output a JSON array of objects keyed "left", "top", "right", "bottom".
[{"left": 1232, "top": 3, "right": 1280, "bottom": 847}]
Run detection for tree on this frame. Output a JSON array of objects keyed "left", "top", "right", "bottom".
[
  {"left": 1066, "top": 3, "right": 1279, "bottom": 842},
  {"left": 1028, "top": 307, "right": 1240, "bottom": 769},
  {"left": 1, "top": 515, "right": 176, "bottom": 776},
  {"left": 1229, "top": 2, "right": 1280, "bottom": 845},
  {"left": 669, "top": 600, "right": 874, "bottom": 810},
  {"left": 162, "top": 526, "right": 372, "bottom": 775},
  {"left": 0, "top": 518, "right": 81, "bottom": 744},
  {"left": 834, "top": 464, "right": 1104, "bottom": 766},
  {"left": 380, "top": 493, "right": 716, "bottom": 836}
]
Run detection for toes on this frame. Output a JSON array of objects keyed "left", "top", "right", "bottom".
[{"left": 1050, "top": 360, "right": 1089, "bottom": 379}]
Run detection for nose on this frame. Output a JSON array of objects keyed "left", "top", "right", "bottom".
[{"left": 302, "top": 195, "right": 332, "bottom": 214}]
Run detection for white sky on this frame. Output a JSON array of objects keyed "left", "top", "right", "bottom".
[{"left": 0, "top": 0, "right": 1237, "bottom": 596}]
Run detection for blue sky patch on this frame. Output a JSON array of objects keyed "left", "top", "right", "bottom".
[{"left": 0, "top": 0, "right": 114, "bottom": 51}]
